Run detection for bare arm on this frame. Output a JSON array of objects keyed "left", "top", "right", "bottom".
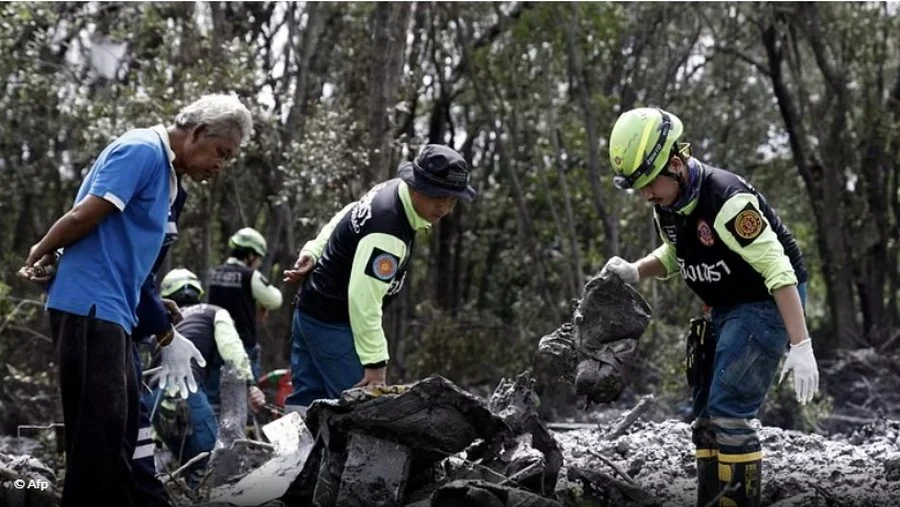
[
  {"left": 772, "top": 284, "right": 808, "bottom": 345},
  {"left": 26, "top": 196, "right": 117, "bottom": 266},
  {"left": 635, "top": 254, "right": 667, "bottom": 280}
]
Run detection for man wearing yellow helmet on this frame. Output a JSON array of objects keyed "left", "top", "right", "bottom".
[
  {"left": 146, "top": 268, "right": 265, "bottom": 486},
  {"left": 207, "top": 227, "right": 283, "bottom": 385},
  {"left": 604, "top": 107, "right": 819, "bottom": 507}
]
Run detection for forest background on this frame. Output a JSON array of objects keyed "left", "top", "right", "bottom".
[{"left": 1, "top": 2, "right": 898, "bottom": 431}]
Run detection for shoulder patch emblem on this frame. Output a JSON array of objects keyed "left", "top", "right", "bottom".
[
  {"left": 735, "top": 210, "right": 763, "bottom": 239},
  {"left": 725, "top": 202, "right": 768, "bottom": 247},
  {"left": 697, "top": 219, "right": 714, "bottom": 247},
  {"left": 365, "top": 248, "right": 400, "bottom": 282}
]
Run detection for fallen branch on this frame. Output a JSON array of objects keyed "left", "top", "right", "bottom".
[
  {"left": 604, "top": 394, "right": 655, "bottom": 440},
  {"left": 586, "top": 449, "right": 637, "bottom": 486},
  {"left": 0, "top": 299, "right": 45, "bottom": 337},
  {"left": 450, "top": 451, "right": 527, "bottom": 487},
  {"left": 880, "top": 330, "right": 900, "bottom": 353},
  {"left": 163, "top": 451, "right": 210, "bottom": 481},
  {"left": 231, "top": 438, "right": 276, "bottom": 452},
  {"left": 568, "top": 465, "right": 657, "bottom": 505},
  {"left": 499, "top": 461, "right": 542, "bottom": 486},
  {"left": 194, "top": 468, "right": 215, "bottom": 499},
  {"left": 4, "top": 324, "right": 52, "bottom": 343},
  {"left": 546, "top": 422, "right": 596, "bottom": 431},
  {"left": 821, "top": 414, "right": 877, "bottom": 426}
]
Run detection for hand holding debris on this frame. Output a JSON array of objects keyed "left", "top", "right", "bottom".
[
  {"left": 602, "top": 256, "right": 640, "bottom": 284},
  {"left": 536, "top": 269, "right": 652, "bottom": 404}
]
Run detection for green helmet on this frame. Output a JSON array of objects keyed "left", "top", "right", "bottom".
[
  {"left": 608, "top": 107, "right": 684, "bottom": 190},
  {"left": 229, "top": 227, "right": 267, "bottom": 257},
  {"left": 160, "top": 268, "right": 204, "bottom": 298}
]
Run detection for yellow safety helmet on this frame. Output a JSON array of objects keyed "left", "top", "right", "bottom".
[
  {"left": 609, "top": 107, "right": 685, "bottom": 190},
  {"left": 228, "top": 227, "right": 267, "bottom": 257},
  {"left": 160, "top": 268, "right": 204, "bottom": 298}
]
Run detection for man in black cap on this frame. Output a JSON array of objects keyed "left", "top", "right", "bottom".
[{"left": 281, "top": 144, "right": 475, "bottom": 415}]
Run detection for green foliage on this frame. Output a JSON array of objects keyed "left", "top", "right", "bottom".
[
  {"left": 405, "top": 301, "right": 538, "bottom": 387},
  {"left": 0, "top": 2, "right": 896, "bottom": 428}
]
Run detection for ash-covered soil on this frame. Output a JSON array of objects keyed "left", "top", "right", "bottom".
[{"left": 554, "top": 418, "right": 900, "bottom": 507}]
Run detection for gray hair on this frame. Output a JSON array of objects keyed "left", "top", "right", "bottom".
[{"left": 175, "top": 94, "right": 253, "bottom": 145}]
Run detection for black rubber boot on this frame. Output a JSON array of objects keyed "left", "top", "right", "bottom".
[
  {"left": 717, "top": 458, "right": 762, "bottom": 507},
  {"left": 696, "top": 454, "right": 721, "bottom": 507}
]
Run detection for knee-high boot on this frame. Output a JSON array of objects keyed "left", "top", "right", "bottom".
[
  {"left": 696, "top": 449, "right": 721, "bottom": 507},
  {"left": 717, "top": 453, "right": 762, "bottom": 507}
]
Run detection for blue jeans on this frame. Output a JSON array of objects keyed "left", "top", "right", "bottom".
[
  {"left": 284, "top": 310, "right": 364, "bottom": 409},
  {"left": 143, "top": 387, "right": 218, "bottom": 487},
  {"left": 692, "top": 284, "right": 807, "bottom": 457},
  {"left": 247, "top": 343, "right": 262, "bottom": 382}
]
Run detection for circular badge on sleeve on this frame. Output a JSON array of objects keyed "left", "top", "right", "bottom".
[
  {"left": 372, "top": 253, "right": 398, "bottom": 280},
  {"left": 735, "top": 210, "right": 763, "bottom": 239}
]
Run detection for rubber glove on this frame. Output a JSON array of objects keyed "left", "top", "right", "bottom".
[
  {"left": 602, "top": 256, "right": 640, "bottom": 284},
  {"left": 156, "top": 329, "right": 206, "bottom": 399},
  {"left": 779, "top": 338, "right": 819, "bottom": 405}
]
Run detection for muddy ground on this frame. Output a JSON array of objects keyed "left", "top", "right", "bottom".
[
  {"left": 1, "top": 341, "right": 899, "bottom": 507},
  {"left": 554, "top": 416, "right": 900, "bottom": 507}
]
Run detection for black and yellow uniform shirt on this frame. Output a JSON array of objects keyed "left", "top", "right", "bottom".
[
  {"left": 296, "top": 178, "right": 431, "bottom": 366},
  {"left": 651, "top": 161, "right": 807, "bottom": 307},
  {"left": 207, "top": 258, "right": 283, "bottom": 350}
]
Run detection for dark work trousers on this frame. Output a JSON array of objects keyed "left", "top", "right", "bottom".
[
  {"left": 51, "top": 308, "right": 140, "bottom": 507},
  {"left": 132, "top": 342, "right": 173, "bottom": 507}
]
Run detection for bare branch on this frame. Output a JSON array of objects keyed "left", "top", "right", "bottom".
[
  {"left": 712, "top": 46, "right": 770, "bottom": 76},
  {"left": 448, "top": 2, "right": 534, "bottom": 85}
]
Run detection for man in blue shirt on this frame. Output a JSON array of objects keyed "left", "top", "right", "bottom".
[{"left": 20, "top": 94, "right": 253, "bottom": 507}]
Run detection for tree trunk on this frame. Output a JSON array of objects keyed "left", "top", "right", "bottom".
[
  {"left": 565, "top": 3, "right": 618, "bottom": 259},
  {"left": 367, "top": 3, "right": 411, "bottom": 185},
  {"left": 761, "top": 14, "right": 860, "bottom": 351},
  {"left": 553, "top": 129, "right": 585, "bottom": 293}
]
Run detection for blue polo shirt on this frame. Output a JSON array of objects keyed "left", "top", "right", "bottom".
[{"left": 47, "top": 128, "right": 173, "bottom": 332}]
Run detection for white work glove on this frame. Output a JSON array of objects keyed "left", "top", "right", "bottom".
[
  {"left": 602, "top": 256, "right": 640, "bottom": 284},
  {"left": 778, "top": 338, "right": 819, "bottom": 405},
  {"left": 156, "top": 329, "right": 206, "bottom": 399}
]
